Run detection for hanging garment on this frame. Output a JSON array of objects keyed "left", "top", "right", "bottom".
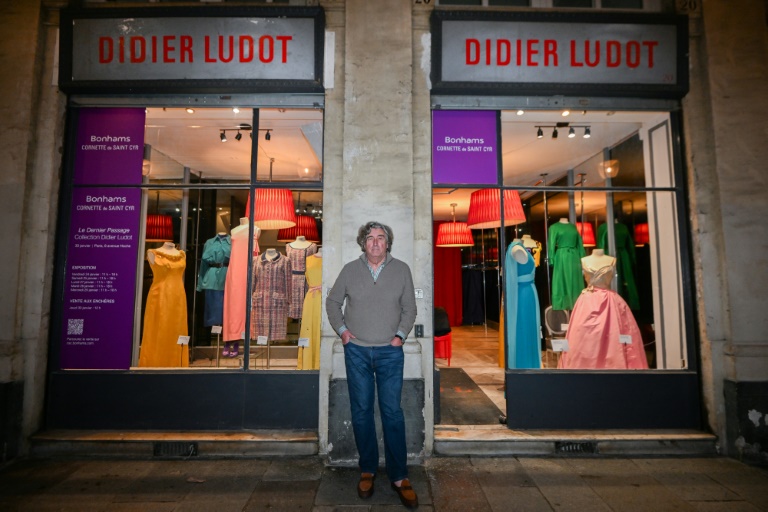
[
  {"left": 504, "top": 241, "right": 542, "bottom": 369},
  {"left": 597, "top": 222, "right": 640, "bottom": 310},
  {"left": 251, "top": 252, "right": 292, "bottom": 341},
  {"left": 223, "top": 227, "right": 259, "bottom": 342},
  {"left": 297, "top": 254, "right": 322, "bottom": 370},
  {"left": 286, "top": 242, "right": 318, "bottom": 319},
  {"left": 139, "top": 250, "right": 189, "bottom": 367},
  {"left": 548, "top": 222, "right": 586, "bottom": 310},
  {"left": 558, "top": 263, "right": 648, "bottom": 370},
  {"left": 462, "top": 268, "right": 485, "bottom": 324},
  {"left": 196, "top": 234, "right": 231, "bottom": 326}
]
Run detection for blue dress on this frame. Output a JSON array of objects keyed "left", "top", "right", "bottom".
[{"left": 504, "top": 241, "right": 541, "bottom": 369}]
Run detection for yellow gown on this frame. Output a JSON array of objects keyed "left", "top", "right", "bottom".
[
  {"left": 297, "top": 254, "right": 322, "bottom": 370},
  {"left": 139, "top": 249, "right": 189, "bottom": 367}
]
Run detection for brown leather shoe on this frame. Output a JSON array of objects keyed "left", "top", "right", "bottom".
[
  {"left": 391, "top": 478, "right": 418, "bottom": 508},
  {"left": 357, "top": 472, "right": 375, "bottom": 499}
]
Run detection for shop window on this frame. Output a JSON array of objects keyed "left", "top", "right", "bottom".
[
  {"left": 432, "top": 109, "right": 687, "bottom": 374},
  {"left": 60, "top": 106, "right": 323, "bottom": 371}
]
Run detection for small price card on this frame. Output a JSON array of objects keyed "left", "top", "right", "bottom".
[
  {"left": 298, "top": 337, "right": 310, "bottom": 347},
  {"left": 560, "top": 323, "right": 569, "bottom": 331},
  {"left": 177, "top": 336, "right": 190, "bottom": 345},
  {"left": 211, "top": 325, "right": 222, "bottom": 334},
  {"left": 619, "top": 334, "right": 632, "bottom": 344},
  {"left": 256, "top": 336, "right": 268, "bottom": 345},
  {"left": 551, "top": 338, "right": 569, "bottom": 352}
]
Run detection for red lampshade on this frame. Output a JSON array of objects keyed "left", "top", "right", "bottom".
[
  {"left": 466, "top": 189, "right": 526, "bottom": 229},
  {"left": 253, "top": 189, "right": 297, "bottom": 230},
  {"left": 277, "top": 215, "right": 320, "bottom": 243},
  {"left": 146, "top": 214, "right": 174, "bottom": 241},
  {"left": 576, "top": 221, "right": 596, "bottom": 247},
  {"left": 436, "top": 221, "right": 474, "bottom": 247},
  {"left": 634, "top": 223, "right": 650, "bottom": 245}
]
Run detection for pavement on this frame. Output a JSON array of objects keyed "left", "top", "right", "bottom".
[{"left": 1, "top": 455, "right": 767, "bottom": 511}]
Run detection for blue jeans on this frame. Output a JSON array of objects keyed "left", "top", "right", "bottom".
[{"left": 344, "top": 342, "right": 407, "bottom": 483}]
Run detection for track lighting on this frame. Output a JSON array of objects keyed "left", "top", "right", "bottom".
[
  {"left": 265, "top": 130, "right": 271, "bottom": 141},
  {"left": 235, "top": 131, "right": 242, "bottom": 141},
  {"left": 258, "top": 128, "right": 273, "bottom": 141},
  {"left": 218, "top": 124, "right": 253, "bottom": 142},
  {"left": 220, "top": 131, "right": 227, "bottom": 142},
  {"left": 534, "top": 124, "right": 591, "bottom": 140}
]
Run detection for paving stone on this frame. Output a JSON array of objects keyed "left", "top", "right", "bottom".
[
  {"left": 632, "top": 458, "right": 743, "bottom": 502},
  {"left": 563, "top": 458, "right": 692, "bottom": 512},
  {"left": 470, "top": 457, "right": 553, "bottom": 512},
  {"left": 315, "top": 465, "right": 430, "bottom": 507},
  {"left": 312, "top": 506, "right": 372, "bottom": 512},
  {"left": 243, "top": 479, "right": 319, "bottom": 511},
  {"left": 517, "top": 457, "right": 612, "bottom": 512},
  {"left": 112, "top": 460, "right": 194, "bottom": 503},
  {"left": 263, "top": 456, "right": 325, "bottom": 481},
  {"left": 688, "top": 501, "right": 762, "bottom": 512},
  {"left": 426, "top": 456, "right": 492, "bottom": 511}
]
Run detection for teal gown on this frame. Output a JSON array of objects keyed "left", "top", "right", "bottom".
[
  {"left": 548, "top": 222, "right": 586, "bottom": 310},
  {"left": 597, "top": 222, "right": 640, "bottom": 310},
  {"left": 504, "top": 241, "right": 541, "bottom": 369}
]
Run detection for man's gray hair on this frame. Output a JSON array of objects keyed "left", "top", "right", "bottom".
[{"left": 357, "top": 221, "right": 394, "bottom": 252}]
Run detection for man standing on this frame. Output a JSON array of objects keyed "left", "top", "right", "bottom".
[{"left": 326, "top": 221, "right": 418, "bottom": 508}]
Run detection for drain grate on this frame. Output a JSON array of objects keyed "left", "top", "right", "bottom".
[
  {"left": 153, "top": 441, "right": 198, "bottom": 457},
  {"left": 555, "top": 441, "right": 598, "bottom": 454}
]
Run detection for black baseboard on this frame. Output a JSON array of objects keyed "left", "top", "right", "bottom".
[{"left": 0, "top": 380, "right": 24, "bottom": 463}]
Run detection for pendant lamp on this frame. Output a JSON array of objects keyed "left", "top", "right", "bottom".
[
  {"left": 576, "top": 221, "right": 596, "bottom": 247},
  {"left": 277, "top": 214, "right": 320, "bottom": 243},
  {"left": 466, "top": 189, "right": 526, "bottom": 229},
  {"left": 253, "top": 189, "right": 297, "bottom": 230},
  {"left": 145, "top": 191, "right": 174, "bottom": 241},
  {"left": 634, "top": 223, "right": 650, "bottom": 246},
  {"left": 436, "top": 203, "right": 474, "bottom": 247}
]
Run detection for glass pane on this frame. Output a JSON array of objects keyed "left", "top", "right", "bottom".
[
  {"left": 145, "top": 107, "right": 253, "bottom": 184},
  {"left": 501, "top": 110, "right": 671, "bottom": 188},
  {"left": 438, "top": 0, "right": 483, "bottom": 5},
  {"left": 489, "top": 0, "right": 530, "bottom": 5},
  {"left": 249, "top": 189, "right": 323, "bottom": 370},
  {"left": 256, "top": 108, "right": 323, "bottom": 183}
]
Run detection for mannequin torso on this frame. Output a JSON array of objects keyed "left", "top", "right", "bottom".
[
  {"left": 148, "top": 242, "right": 181, "bottom": 264},
  {"left": 289, "top": 236, "right": 312, "bottom": 249},
  {"left": 265, "top": 248, "right": 279, "bottom": 260}
]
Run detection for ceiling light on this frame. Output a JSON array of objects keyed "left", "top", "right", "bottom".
[
  {"left": 561, "top": 109, "right": 570, "bottom": 117},
  {"left": 220, "top": 131, "right": 227, "bottom": 142},
  {"left": 584, "top": 127, "right": 591, "bottom": 138},
  {"left": 552, "top": 128, "right": 558, "bottom": 139},
  {"left": 186, "top": 108, "right": 195, "bottom": 114},
  {"left": 568, "top": 127, "right": 576, "bottom": 138},
  {"left": 516, "top": 109, "right": 524, "bottom": 116},
  {"left": 235, "top": 131, "right": 242, "bottom": 141},
  {"left": 265, "top": 130, "right": 271, "bottom": 141},
  {"left": 537, "top": 127, "right": 543, "bottom": 139},
  {"left": 232, "top": 107, "right": 240, "bottom": 114}
]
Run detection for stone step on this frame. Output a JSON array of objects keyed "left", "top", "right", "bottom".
[
  {"left": 434, "top": 425, "right": 718, "bottom": 456},
  {"left": 30, "top": 430, "right": 319, "bottom": 459}
]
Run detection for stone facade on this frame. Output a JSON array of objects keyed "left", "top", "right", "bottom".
[{"left": 0, "top": 0, "right": 766, "bottom": 464}]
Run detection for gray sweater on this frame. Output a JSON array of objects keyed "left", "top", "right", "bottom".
[{"left": 326, "top": 253, "right": 417, "bottom": 347}]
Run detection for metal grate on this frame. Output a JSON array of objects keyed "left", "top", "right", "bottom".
[
  {"left": 555, "top": 441, "right": 598, "bottom": 454},
  {"left": 153, "top": 441, "right": 198, "bottom": 457}
]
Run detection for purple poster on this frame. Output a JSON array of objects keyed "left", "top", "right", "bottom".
[
  {"left": 61, "top": 107, "right": 145, "bottom": 370},
  {"left": 432, "top": 110, "right": 498, "bottom": 185},
  {"left": 61, "top": 188, "right": 142, "bottom": 370},
  {"left": 74, "top": 108, "right": 145, "bottom": 185}
]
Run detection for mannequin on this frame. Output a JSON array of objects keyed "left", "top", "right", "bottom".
[
  {"left": 222, "top": 218, "right": 260, "bottom": 357},
  {"left": 504, "top": 240, "right": 541, "bottom": 369},
  {"left": 289, "top": 235, "right": 312, "bottom": 249},
  {"left": 251, "top": 247, "right": 292, "bottom": 342},
  {"left": 510, "top": 244, "right": 528, "bottom": 264},
  {"left": 147, "top": 241, "right": 179, "bottom": 264},
  {"left": 582, "top": 248, "right": 615, "bottom": 271},
  {"left": 140, "top": 241, "right": 188, "bottom": 367},
  {"left": 520, "top": 234, "right": 538, "bottom": 248},
  {"left": 286, "top": 237, "right": 318, "bottom": 319},
  {"left": 520, "top": 234, "right": 542, "bottom": 267},
  {"left": 548, "top": 219, "right": 586, "bottom": 310},
  {"left": 265, "top": 248, "right": 279, "bottom": 260},
  {"left": 298, "top": 248, "right": 323, "bottom": 370}
]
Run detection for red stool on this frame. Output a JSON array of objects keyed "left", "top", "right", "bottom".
[{"left": 434, "top": 333, "right": 452, "bottom": 366}]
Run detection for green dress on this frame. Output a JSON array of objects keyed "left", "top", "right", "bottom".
[
  {"left": 548, "top": 222, "right": 585, "bottom": 310},
  {"left": 597, "top": 222, "right": 640, "bottom": 310}
]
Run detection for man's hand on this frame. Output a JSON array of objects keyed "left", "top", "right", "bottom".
[
  {"left": 390, "top": 336, "right": 403, "bottom": 347},
  {"left": 341, "top": 330, "right": 356, "bottom": 345}
]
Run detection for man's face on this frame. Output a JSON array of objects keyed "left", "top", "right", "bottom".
[{"left": 365, "top": 228, "right": 388, "bottom": 261}]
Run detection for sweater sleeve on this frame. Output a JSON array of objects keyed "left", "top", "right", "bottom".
[{"left": 325, "top": 265, "right": 348, "bottom": 335}]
